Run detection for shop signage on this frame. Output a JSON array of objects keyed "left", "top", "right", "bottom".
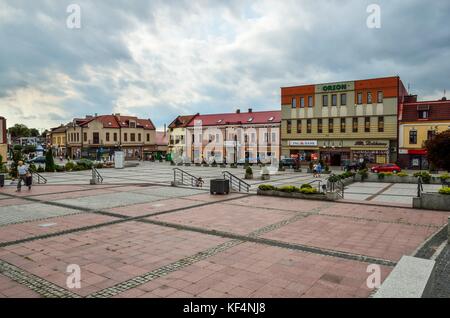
[
  {"left": 289, "top": 140, "right": 318, "bottom": 146},
  {"left": 322, "top": 84, "right": 347, "bottom": 92},
  {"left": 354, "top": 140, "right": 388, "bottom": 146}
]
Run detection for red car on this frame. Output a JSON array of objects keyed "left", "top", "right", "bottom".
[{"left": 370, "top": 164, "right": 402, "bottom": 173}]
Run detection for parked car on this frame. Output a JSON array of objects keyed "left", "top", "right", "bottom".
[
  {"left": 343, "top": 161, "right": 359, "bottom": 172},
  {"left": 26, "top": 156, "right": 46, "bottom": 164},
  {"left": 280, "top": 158, "right": 297, "bottom": 168},
  {"left": 370, "top": 164, "right": 401, "bottom": 173}
]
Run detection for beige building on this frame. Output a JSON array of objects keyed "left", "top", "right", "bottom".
[
  {"left": 66, "top": 114, "right": 156, "bottom": 160},
  {"left": 281, "top": 76, "right": 408, "bottom": 166},
  {"left": 48, "top": 125, "right": 67, "bottom": 156},
  {"left": 0, "top": 117, "right": 6, "bottom": 163},
  {"left": 167, "top": 114, "right": 198, "bottom": 158}
]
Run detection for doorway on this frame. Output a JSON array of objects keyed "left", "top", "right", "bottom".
[{"left": 331, "top": 153, "right": 341, "bottom": 166}]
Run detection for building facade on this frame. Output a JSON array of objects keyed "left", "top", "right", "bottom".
[
  {"left": 184, "top": 109, "right": 281, "bottom": 164},
  {"left": 281, "top": 76, "right": 408, "bottom": 166},
  {"left": 398, "top": 96, "right": 450, "bottom": 169},
  {"left": 48, "top": 125, "right": 67, "bottom": 157},
  {"left": 167, "top": 114, "right": 198, "bottom": 158},
  {"left": 66, "top": 114, "right": 156, "bottom": 160},
  {"left": 0, "top": 117, "right": 6, "bottom": 163}
]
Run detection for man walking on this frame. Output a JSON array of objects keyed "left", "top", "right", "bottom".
[{"left": 16, "top": 161, "right": 31, "bottom": 192}]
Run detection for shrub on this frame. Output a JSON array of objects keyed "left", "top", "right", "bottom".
[
  {"left": 300, "top": 184, "right": 313, "bottom": 189},
  {"left": 299, "top": 188, "right": 318, "bottom": 194},
  {"left": 45, "top": 150, "right": 56, "bottom": 172},
  {"left": 384, "top": 172, "right": 393, "bottom": 176},
  {"left": 29, "top": 163, "right": 37, "bottom": 172},
  {"left": 358, "top": 169, "right": 368, "bottom": 179},
  {"left": 277, "top": 185, "right": 299, "bottom": 193},
  {"left": 37, "top": 166, "right": 45, "bottom": 173},
  {"left": 77, "top": 159, "right": 93, "bottom": 169},
  {"left": 397, "top": 172, "right": 409, "bottom": 177},
  {"left": 439, "top": 174, "right": 450, "bottom": 181},
  {"left": 55, "top": 165, "right": 66, "bottom": 172},
  {"left": 438, "top": 187, "right": 450, "bottom": 195},
  {"left": 65, "top": 162, "right": 76, "bottom": 171},
  {"left": 414, "top": 171, "right": 431, "bottom": 184},
  {"left": 95, "top": 163, "right": 104, "bottom": 169},
  {"left": 328, "top": 175, "right": 340, "bottom": 183},
  {"left": 245, "top": 167, "right": 253, "bottom": 175},
  {"left": 258, "top": 184, "right": 276, "bottom": 191}
]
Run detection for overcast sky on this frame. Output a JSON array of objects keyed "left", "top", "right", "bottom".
[{"left": 1, "top": 0, "right": 449, "bottom": 131}]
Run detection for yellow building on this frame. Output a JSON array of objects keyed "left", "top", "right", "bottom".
[
  {"left": 0, "top": 117, "right": 6, "bottom": 163},
  {"left": 167, "top": 114, "right": 198, "bottom": 159},
  {"left": 49, "top": 125, "right": 67, "bottom": 156}
]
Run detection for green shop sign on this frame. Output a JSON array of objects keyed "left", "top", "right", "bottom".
[{"left": 322, "top": 84, "right": 347, "bottom": 91}]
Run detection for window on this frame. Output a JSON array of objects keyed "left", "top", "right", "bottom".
[
  {"left": 93, "top": 132, "right": 99, "bottom": 144},
  {"left": 291, "top": 98, "right": 296, "bottom": 108},
  {"left": 286, "top": 120, "right": 292, "bottom": 134},
  {"left": 308, "top": 96, "right": 313, "bottom": 107},
  {"left": 300, "top": 97, "right": 305, "bottom": 108},
  {"left": 365, "top": 117, "right": 371, "bottom": 132},
  {"left": 322, "top": 95, "right": 328, "bottom": 107},
  {"left": 296, "top": 120, "right": 302, "bottom": 134},
  {"left": 332, "top": 94, "right": 337, "bottom": 106},
  {"left": 131, "top": 133, "right": 135, "bottom": 142},
  {"left": 124, "top": 133, "right": 128, "bottom": 142},
  {"left": 340, "top": 118, "right": 346, "bottom": 133},
  {"left": 409, "top": 130, "right": 417, "bottom": 144},
  {"left": 307, "top": 119, "right": 312, "bottom": 134},
  {"left": 352, "top": 117, "right": 358, "bottom": 133},
  {"left": 427, "top": 130, "right": 436, "bottom": 141},
  {"left": 340, "top": 93, "right": 347, "bottom": 106},
  {"left": 328, "top": 118, "right": 334, "bottom": 133},
  {"left": 106, "top": 132, "right": 110, "bottom": 142},
  {"left": 129, "top": 121, "right": 136, "bottom": 128},
  {"left": 77, "top": 133, "right": 80, "bottom": 142},
  {"left": 271, "top": 132, "right": 277, "bottom": 143},
  {"left": 377, "top": 91, "right": 383, "bottom": 103},
  {"left": 147, "top": 133, "right": 150, "bottom": 142},
  {"left": 114, "top": 133, "right": 118, "bottom": 142},
  {"left": 419, "top": 110, "right": 429, "bottom": 119},
  {"left": 318, "top": 119, "right": 323, "bottom": 133},
  {"left": 367, "top": 92, "right": 372, "bottom": 104},
  {"left": 357, "top": 92, "right": 363, "bottom": 105},
  {"left": 378, "top": 116, "right": 384, "bottom": 132},
  {"left": 138, "top": 133, "right": 141, "bottom": 142}
]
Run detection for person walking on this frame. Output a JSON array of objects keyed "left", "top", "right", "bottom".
[
  {"left": 313, "top": 163, "right": 318, "bottom": 178},
  {"left": 16, "top": 161, "right": 31, "bottom": 192},
  {"left": 317, "top": 162, "right": 322, "bottom": 177}
]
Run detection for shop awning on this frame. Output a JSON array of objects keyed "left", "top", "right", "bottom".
[{"left": 408, "top": 149, "right": 427, "bottom": 155}]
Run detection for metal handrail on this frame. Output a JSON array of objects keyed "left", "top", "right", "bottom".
[
  {"left": 31, "top": 171, "right": 47, "bottom": 184},
  {"left": 326, "top": 175, "right": 344, "bottom": 199},
  {"left": 173, "top": 168, "right": 200, "bottom": 187},
  {"left": 307, "top": 179, "right": 324, "bottom": 193},
  {"left": 222, "top": 171, "right": 250, "bottom": 193},
  {"left": 92, "top": 167, "right": 103, "bottom": 184}
]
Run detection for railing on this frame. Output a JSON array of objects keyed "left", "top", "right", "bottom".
[
  {"left": 31, "top": 171, "right": 47, "bottom": 184},
  {"left": 92, "top": 167, "right": 103, "bottom": 184},
  {"left": 307, "top": 180, "right": 325, "bottom": 193},
  {"left": 173, "top": 168, "right": 200, "bottom": 187},
  {"left": 417, "top": 177, "right": 424, "bottom": 197},
  {"left": 326, "top": 175, "right": 344, "bottom": 199},
  {"left": 222, "top": 171, "right": 250, "bottom": 193}
]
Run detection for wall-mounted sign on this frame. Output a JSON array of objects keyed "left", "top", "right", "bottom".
[
  {"left": 289, "top": 140, "right": 318, "bottom": 146},
  {"left": 354, "top": 140, "right": 388, "bottom": 146},
  {"left": 322, "top": 84, "right": 347, "bottom": 92}
]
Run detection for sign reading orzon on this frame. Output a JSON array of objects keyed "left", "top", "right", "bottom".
[{"left": 322, "top": 84, "right": 347, "bottom": 92}]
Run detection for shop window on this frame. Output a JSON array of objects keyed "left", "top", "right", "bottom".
[
  {"left": 296, "top": 120, "right": 302, "bottom": 134},
  {"left": 409, "top": 129, "right": 417, "bottom": 145},
  {"left": 322, "top": 95, "right": 328, "bottom": 107},
  {"left": 367, "top": 92, "right": 372, "bottom": 104},
  {"left": 308, "top": 96, "right": 313, "bottom": 107},
  {"left": 286, "top": 120, "right": 292, "bottom": 134},
  {"left": 300, "top": 97, "right": 305, "bottom": 108},
  {"left": 332, "top": 94, "right": 337, "bottom": 106},
  {"left": 318, "top": 119, "right": 323, "bottom": 133},
  {"left": 378, "top": 116, "right": 384, "bottom": 132},
  {"left": 291, "top": 98, "right": 296, "bottom": 108},
  {"left": 357, "top": 92, "right": 363, "bottom": 105},
  {"left": 352, "top": 117, "right": 358, "bottom": 133},
  {"left": 365, "top": 117, "right": 371, "bottom": 132},
  {"left": 377, "top": 91, "right": 383, "bottom": 103},
  {"left": 340, "top": 118, "right": 346, "bottom": 133},
  {"left": 340, "top": 93, "right": 347, "bottom": 106},
  {"left": 307, "top": 119, "right": 312, "bottom": 134},
  {"left": 328, "top": 118, "right": 334, "bottom": 133}
]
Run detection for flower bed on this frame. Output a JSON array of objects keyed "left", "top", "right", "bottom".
[{"left": 257, "top": 184, "right": 338, "bottom": 201}]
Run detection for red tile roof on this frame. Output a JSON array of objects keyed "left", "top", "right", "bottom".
[
  {"left": 186, "top": 110, "right": 281, "bottom": 127},
  {"left": 168, "top": 114, "right": 198, "bottom": 128},
  {"left": 79, "top": 115, "right": 155, "bottom": 130},
  {"left": 400, "top": 99, "right": 450, "bottom": 122}
]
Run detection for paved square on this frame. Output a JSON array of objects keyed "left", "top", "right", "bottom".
[{"left": 0, "top": 162, "right": 448, "bottom": 298}]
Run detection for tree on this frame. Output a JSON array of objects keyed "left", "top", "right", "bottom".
[
  {"left": 23, "top": 144, "right": 36, "bottom": 154},
  {"left": 29, "top": 128, "right": 40, "bottom": 137},
  {"left": 8, "top": 124, "right": 30, "bottom": 138},
  {"left": 425, "top": 130, "right": 450, "bottom": 172},
  {"left": 45, "top": 150, "right": 56, "bottom": 172}
]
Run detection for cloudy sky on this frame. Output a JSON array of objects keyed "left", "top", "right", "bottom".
[{"left": 1, "top": 0, "right": 449, "bottom": 131}]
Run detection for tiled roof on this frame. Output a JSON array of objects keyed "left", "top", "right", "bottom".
[
  {"left": 186, "top": 110, "right": 281, "bottom": 127},
  {"left": 400, "top": 99, "right": 450, "bottom": 122},
  {"left": 79, "top": 115, "right": 155, "bottom": 130},
  {"left": 168, "top": 114, "right": 198, "bottom": 128}
]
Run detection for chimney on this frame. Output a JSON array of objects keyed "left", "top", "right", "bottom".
[
  {"left": 236, "top": 109, "right": 240, "bottom": 114},
  {"left": 248, "top": 108, "right": 253, "bottom": 113}
]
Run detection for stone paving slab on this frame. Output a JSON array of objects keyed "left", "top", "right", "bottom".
[
  {"left": 261, "top": 214, "right": 439, "bottom": 262},
  {"left": 0, "top": 185, "right": 90, "bottom": 196},
  {"left": 0, "top": 221, "right": 228, "bottom": 297},
  {"left": 0, "top": 198, "right": 31, "bottom": 207},
  {"left": 180, "top": 192, "right": 248, "bottom": 203},
  {"left": 0, "top": 213, "right": 117, "bottom": 244},
  {"left": 137, "top": 242, "right": 392, "bottom": 298},
  {"left": 128, "top": 186, "right": 208, "bottom": 198},
  {"left": 32, "top": 188, "right": 121, "bottom": 201},
  {"left": 0, "top": 274, "right": 42, "bottom": 298},
  {"left": 0, "top": 203, "right": 83, "bottom": 226}
]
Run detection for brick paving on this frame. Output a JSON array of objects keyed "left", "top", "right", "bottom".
[{"left": 0, "top": 163, "right": 449, "bottom": 298}]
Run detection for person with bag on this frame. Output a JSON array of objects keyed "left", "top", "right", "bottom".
[{"left": 16, "top": 161, "right": 30, "bottom": 192}]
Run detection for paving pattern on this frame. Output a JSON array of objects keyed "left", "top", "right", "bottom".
[{"left": 0, "top": 162, "right": 448, "bottom": 298}]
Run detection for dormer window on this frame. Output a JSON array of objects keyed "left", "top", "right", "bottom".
[
  {"left": 217, "top": 119, "right": 223, "bottom": 123},
  {"left": 129, "top": 121, "right": 136, "bottom": 128},
  {"left": 247, "top": 117, "right": 253, "bottom": 122},
  {"left": 268, "top": 117, "right": 274, "bottom": 122},
  {"left": 108, "top": 122, "right": 112, "bottom": 126}
]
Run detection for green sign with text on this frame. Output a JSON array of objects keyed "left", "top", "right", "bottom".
[{"left": 322, "top": 84, "right": 347, "bottom": 91}]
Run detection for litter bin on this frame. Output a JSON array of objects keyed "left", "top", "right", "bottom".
[
  {"left": 210, "top": 179, "right": 230, "bottom": 195},
  {"left": 0, "top": 174, "right": 4, "bottom": 187}
]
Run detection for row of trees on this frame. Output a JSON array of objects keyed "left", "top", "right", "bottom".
[{"left": 8, "top": 124, "right": 46, "bottom": 138}]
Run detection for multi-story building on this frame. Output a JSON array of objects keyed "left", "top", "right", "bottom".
[
  {"left": 167, "top": 114, "right": 198, "bottom": 158},
  {"left": 0, "top": 117, "right": 6, "bottom": 163},
  {"left": 398, "top": 96, "right": 450, "bottom": 169},
  {"left": 184, "top": 109, "right": 281, "bottom": 164},
  {"left": 48, "top": 125, "right": 67, "bottom": 157},
  {"left": 66, "top": 114, "right": 156, "bottom": 160},
  {"left": 281, "top": 76, "right": 408, "bottom": 166}
]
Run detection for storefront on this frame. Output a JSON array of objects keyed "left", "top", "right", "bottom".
[{"left": 398, "top": 149, "right": 428, "bottom": 170}]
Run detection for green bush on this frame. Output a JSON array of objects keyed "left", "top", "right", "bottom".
[
  {"left": 358, "top": 169, "right": 368, "bottom": 179},
  {"left": 77, "top": 159, "right": 93, "bottom": 169},
  {"left": 384, "top": 172, "right": 394, "bottom": 176},
  {"left": 29, "top": 163, "right": 37, "bottom": 172},
  {"left": 65, "top": 162, "right": 76, "bottom": 171},
  {"left": 439, "top": 174, "right": 450, "bottom": 181},
  {"left": 245, "top": 167, "right": 253, "bottom": 175},
  {"left": 328, "top": 175, "right": 340, "bottom": 183},
  {"left": 37, "top": 166, "right": 45, "bottom": 173},
  {"left": 45, "top": 150, "right": 56, "bottom": 172},
  {"left": 258, "top": 184, "right": 276, "bottom": 191},
  {"left": 413, "top": 171, "right": 431, "bottom": 184},
  {"left": 277, "top": 185, "right": 299, "bottom": 193},
  {"left": 397, "top": 172, "right": 409, "bottom": 177},
  {"left": 55, "top": 165, "right": 66, "bottom": 172},
  {"left": 438, "top": 187, "right": 450, "bottom": 195},
  {"left": 299, "top": 188, "right": 318, "bottom": 194},
  {"left": 95, "top": 163, "right": 104, "bottom": 169},
  {"left": 378, "top": 173, "right": 385, "bottom": 180},
  {"left": 300, "top": 184, "right": 313, "bottom": 189}
]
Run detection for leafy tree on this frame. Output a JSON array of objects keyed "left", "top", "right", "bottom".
[
  {"left": 425, "top": 130, "right": 450, "bottom": 172},
  {"left": 10, "top": 149, "right": 24, "bottom": 178},
  {"left": 8, "top": 124, "right": 30, "bottom": 138},
  {"left": 45, "top": 150, "right": 56, "bottom": 172},
  {"left": 29, "top": 128, "right": 40, "bottom": 137},
  {"left": 23, "top": 144, "right": 36, "bottom": 154}
]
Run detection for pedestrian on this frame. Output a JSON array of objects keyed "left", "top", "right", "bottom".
[
  {"left": 313, "top": 163, "right": 318, "bottom": 178},
  {"left": 317, "top": 162, "right": 322, "bottom": 177},
  {"left": 16, "top": 161, "right": 31, "bottom": 192}
]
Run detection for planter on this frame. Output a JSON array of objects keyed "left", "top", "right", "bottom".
[
  {"left": 245, "top": 173, "right": 253, "bottom": 180},
  {"left": 210, "top": 179, "right": 230, "bottom": 195},
  {"left": 230, "top": 165, "right": 238, "bottom": 169},
  {"left": 202, "top": 164, "right": 210, "bottom": 167},
  {"left": 294, "top": 169, "right": 302, "bottom": 173},
  {"left": 0, "top": 174, "right": 4, "bottom": 187},
  {"left": 184, "top": 163, "right": 191, "bottom": 166},
  {"left": 261, "top": 174, "right": 270, "bottom": 181},
  {"left": 413, "top": 193, "right": 450, "bottom": 211},
  {"left": 257, "top": 189, "right": 338, "bottom": 201},
  {"left": 195, "top": 163, "right": 201, "bottom": 167}
]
